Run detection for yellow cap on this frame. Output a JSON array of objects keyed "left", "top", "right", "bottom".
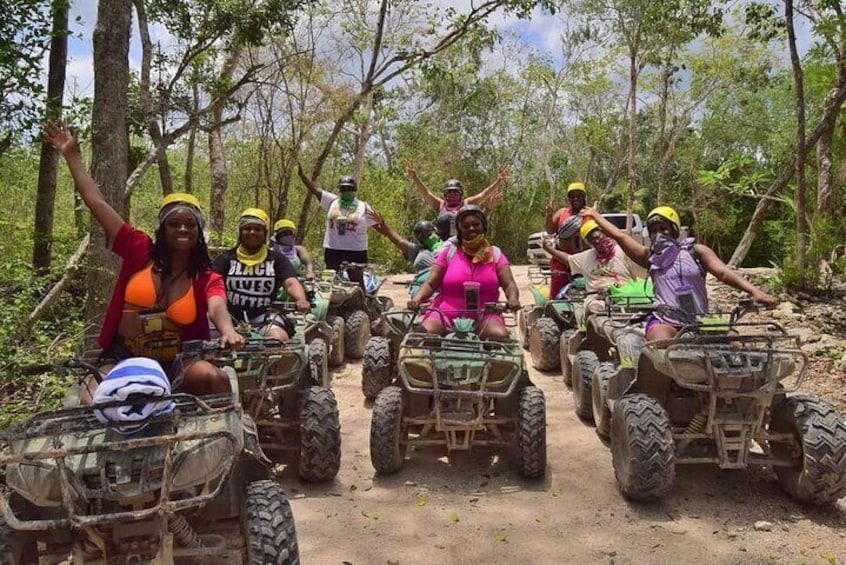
[
  {"left": 239, "top": 207, "right": 269, "bottom": 226},
  {"left": 274, "top": 219, "right": 296, "bottom": 232},
  {"left": 159, "top": 192, "right": 201, "bottom": 212},
  {"left": 580, "top": 219, "right": 600, "bottom": 241},
  {"left": 646, "top": 206, "right": 680, "bottom": 231},
  {"left": 567, "top": 182, "right": 586, "bottom": 194}
]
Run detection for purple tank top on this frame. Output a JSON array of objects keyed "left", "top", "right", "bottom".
[{"left": 649, "top": 240, "right": 708, "bottom": 323}]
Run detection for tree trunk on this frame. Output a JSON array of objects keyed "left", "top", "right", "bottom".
[
  {"left": 816, "top": 110, "right": 836, "bottom": 217},
  {"left": 626, "top": 49, "right": 638, "bottom": 232},
  {"left": 184, "top": 81, "right": 200, "bottom": 193},
  {"left": 85, "top": 0, "right": 131, "bottom": 335},
  {"left": 785, "top": 0, "right": 808, "bottom": 280},
  {"left": 207, "top": 47, "right": 243, "bottom": 244},
  {"left": 32, "top": 0, "right": 69, "bottom": 274},
  {"left": 655, "top": 53, "right": 673, "bottom": 204},
  {"left": 352, "top": 90, "right": 374, "bottom": 184},
  {"left": 133, "top": 0, "right": 173, "bottom": 196}
]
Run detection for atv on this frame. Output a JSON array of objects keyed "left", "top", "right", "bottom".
[
  {"left": 369, "top": 303, "right": 546, "bottom": 479},
  {"left": 360, "top": 308, "right": 416, "bottom": 400},
  {"left": 301, "top": 279, "right": 346, "bottom": 368},
  {"left": 604, "top": 301, "right": 846, "bottom": 504},
  {"left": 565, "top": 280, "right": 653, "bottom": 423},
  {"left": 517, "top": 267, "right": 585, "bottom": 373},
  {"left": 0, "top": 358, "right": 298, "bottom": 564},
  {"left": 320, "top": 262, "right": 394, "bottom": 360},
  {"left": 179, "top": 314, "right": 341, "bottom": 482}
]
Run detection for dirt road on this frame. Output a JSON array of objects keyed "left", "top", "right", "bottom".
[{"left": 282, "top": 266, "right": 846, "bottom": 565}]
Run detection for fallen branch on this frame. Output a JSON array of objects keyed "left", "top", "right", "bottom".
[{"left": 21, "top": 234, "right": 89, "bottom": 336}]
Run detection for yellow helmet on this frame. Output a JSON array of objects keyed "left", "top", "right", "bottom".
[
  {"left": 567, "top": 182, "right": 586, "bottom": 195},
  {"left": 239, "top": 207, "right": 269, "bottom": 227},
  {"left": 273, "top": 219, "right": 296, "bottom": 232},
  {"left": 159, "top": 192, "right": 201, "bottom": 212},
  {"left": 646, "top": 206, "right": 681, "bottom": 232},
  {"left": 580, "top": 219, "right": 600, "bottom": 241}
]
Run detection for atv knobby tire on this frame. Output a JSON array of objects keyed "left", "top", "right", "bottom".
[
  {"left": 244, "top": 480, "right": 299, "bottom": 564},
  {"left": 610, "top": 393, "right": 675, "bottom": 501},
  {"left": 344, "top": 309, "right": 371, "bottom": 359},
  {"left": 770, "top": 395, "right": 846, "bottom": 504},
  {"left": 327, "top": 315, "right": 345, "bottom": 367},
  {"left": 298, "top": 386, "right": 342, "bottom": 481},
  {"left": 560, "top": 330, "right": 575, "bottom": 388},
  {"left": 529, "top": 318, "right": 561, "bottom": 371},
  {"left": 308, "top": 338, "right": 329, "bottom": 387},
  {"left": 370, "top": 386, "right": 407, "bottom": 474},
  {"left": 515, "top": 386, "right": 547, "bottom": 478},
  {"left": 592, "top": 362, "right": 617, "bottom": 441},
  {"left": 572, "top": 350, "right": 598, "bottom": 422},
  {"left": 362, "top": 336, "right": 393, "bottom": 400}
]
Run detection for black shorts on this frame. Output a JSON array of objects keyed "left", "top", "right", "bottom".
[{"left": 324, "top": 248, "right": 368, "bottom": 270}]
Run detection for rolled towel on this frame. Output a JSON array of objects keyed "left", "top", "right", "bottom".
[{"left": 93, "top": 357, "right": 175, "bottom": 434}]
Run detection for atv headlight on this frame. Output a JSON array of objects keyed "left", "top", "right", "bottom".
[{"left": 171, "top": 437, "right": 234, "bottom": 491}]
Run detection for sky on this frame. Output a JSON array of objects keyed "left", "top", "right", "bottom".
[
  {"left": 63, "top": 1, "right": 812, "bottom": 100},
  {"left": 64, "top": 1, "right": 567, "bottom": 96}
]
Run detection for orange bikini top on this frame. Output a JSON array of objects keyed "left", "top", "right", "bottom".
[{"left": 124, "top": 264, "right": 197, "bottom": 326}]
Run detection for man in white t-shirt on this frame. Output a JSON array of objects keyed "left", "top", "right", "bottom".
[{"left": 299, "top": 168, "right": 378, "bottom": 288}]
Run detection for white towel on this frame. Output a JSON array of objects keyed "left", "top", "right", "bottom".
[{"left": 93, "top": 357, "right": 175, "bottom": 434}]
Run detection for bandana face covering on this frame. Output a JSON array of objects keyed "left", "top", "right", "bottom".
[
  {"left": 461, "top": 233, "right": 494, "bottom": 264},
  {"left": 593, "top": 235, "right": 617, "bottom": 264},
  {"left": 237, "top": 244, "right": 268, "bottom": 267},
  {"left": 276, "top": 234, "right": 296, "bottom": 249},
  {"left": 425, "top": 234, "right": 443, "bottom": 253},
  {"left": 339, "top": 191, "right": 356, "bottom": 206},
  {"left": 649, "top": 234, "right": 681, "bottom": 270},
  {"left": 444, "top": 191, "right": 463, "bottom": 208}
]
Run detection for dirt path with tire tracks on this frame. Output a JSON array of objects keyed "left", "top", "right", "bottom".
[{"left": 280, "top": 266, "right": 846, "bottom": 565}]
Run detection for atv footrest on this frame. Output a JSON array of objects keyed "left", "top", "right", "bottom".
[{"left": 714, "top": 420, "right": 753, "bottom": 469}]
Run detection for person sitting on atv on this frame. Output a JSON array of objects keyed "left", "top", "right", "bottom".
[
  {"left": 407, "top": 206, "right": 521, "bottom": 339},
  {"left": 271, "top": 218, "right": 316, "bottom": 281},
  {"left": 580, "top": 205, "right": 778, "bottom": 340},
  {"left": 45, "top": 121, "right": 244, "bottom": 402},
  {"left": 405, "top": 161, "right": 508, "bottom": 239},
  {"left": 544, "top": 182, "right": 589, "bottom": 294},
  {"left": 367, "top": 210, "right": 444, "bottom": 273},
  {"left": 544, "top": 215, "right": 588, "bottom": 300},
  {"left": 213, "top": 208, "right": 310, "bottom": 341},
  {"left": 541, "top": 216, "right": 645, "bottom": 300}
]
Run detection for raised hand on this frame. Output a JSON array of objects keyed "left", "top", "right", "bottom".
[
  {"left": 44, "top": 121, "right": 80, "bottom": 157},
  {"left": 404, "top": 160, "right": 418, "bottom": 179}
]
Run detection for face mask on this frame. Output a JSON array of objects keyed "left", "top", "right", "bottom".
[
  {"left": 444, "top": 191, "right": 463, "bottom": 207},
  {"left": 276, "top": 234, "right": 296, "bottom": 248},
  {"left": 593, "top": 235, "right": 616, "bottom": 264},
  {"left": 339, "top": 191, "right": 356, "bottom": 205},
  {"left": 649, "top": 233, "right": 681, "bottom": 270},
  {"left": 424, "top": 234, "right": 442, "bottom": 252}
]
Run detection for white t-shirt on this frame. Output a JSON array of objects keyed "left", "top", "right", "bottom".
[
  {"left": 320, "top": 190, "right": 377, "bottom": 251},
  {"left": 567, "top": 245, "right": 646, "bottom": 292}
]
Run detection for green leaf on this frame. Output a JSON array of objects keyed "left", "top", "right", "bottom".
[
  {"left": 494, "top": 533, "right": 507, "bottom": 543},
  {"left": 416, "top": 494, "right": 428, "bottom": 507},
  {"left": 449, "top": 512, "right": 460, "bottom": 523}
]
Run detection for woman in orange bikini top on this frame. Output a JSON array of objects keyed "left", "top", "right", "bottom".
[{"left": 46, "top": 119, "right": 245, "bottom": 403}]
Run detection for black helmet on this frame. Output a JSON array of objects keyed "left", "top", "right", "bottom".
[
  {"left": 557, "top": 215, "right": 582, "bottom": 239},
  {"left": 435, "top": 213, "right": 453, "bottom": 240},
  {"left": 412, "top": 220, "right": 435, "bottom": 245},
  {"left": 338, "top": 176, "right": 357, "bottom": 190},
  {"left": 443, "top": 179, "right": 463, "bottom": 194},
  {"left": 455, "top": 205, "right": 487, "bottom": 238}
]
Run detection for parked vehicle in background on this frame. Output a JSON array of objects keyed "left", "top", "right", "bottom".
[{"left": 527, "top": 213, "right": 650, "bottom": 265}]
